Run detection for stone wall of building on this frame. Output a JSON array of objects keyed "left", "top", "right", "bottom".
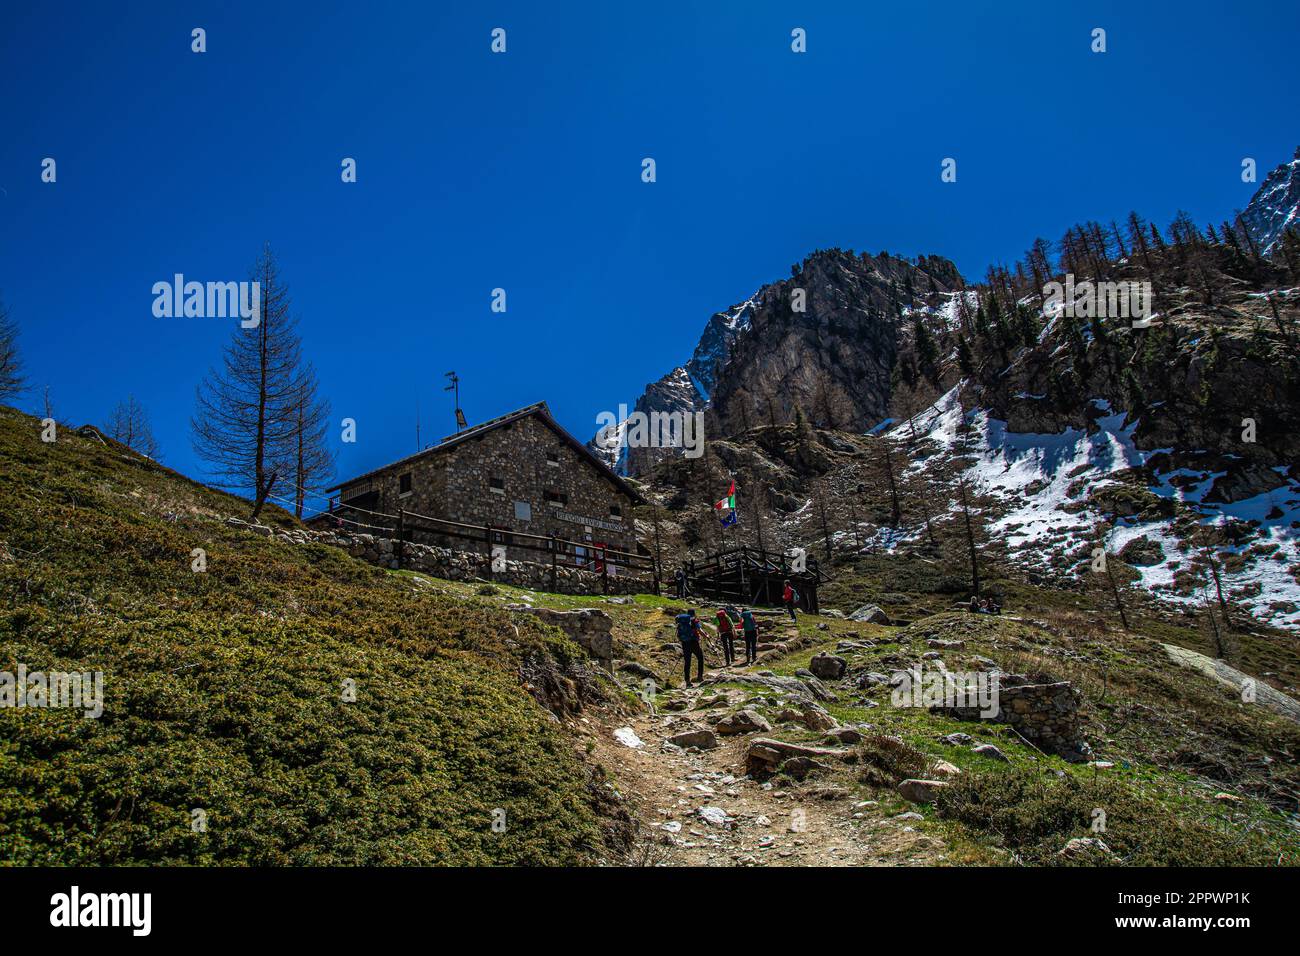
[
  {"left": 337, "top": 413, "right": 639, "bottom": 558},
  {"left": 239, "top": 518, "right": 654, "bottom": 596}
]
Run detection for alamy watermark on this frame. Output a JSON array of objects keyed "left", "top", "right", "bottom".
[
  {"left": 152, "top": 274, "right": 260, "bottom": 328},
  {"left": 1043, "top": 275, "right": 1153, "bottom": 327},
  {"left": 594, "top": 405, "right": 704, "bottom": 459},
  {"left": 891, "top": 664, "right": 999, "bottom": 718},
  {"left": 1, "top": 665, "right": 104, "bottom": 718}
]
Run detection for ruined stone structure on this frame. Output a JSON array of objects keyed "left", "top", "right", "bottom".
[
  {"left": 323, "top": 402, "right": 644, "bottom": 567},
  {"left": 938, "top": 674, "right": 1086, "bottom": 760}
]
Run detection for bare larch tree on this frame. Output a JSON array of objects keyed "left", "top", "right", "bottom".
[
  {"left": 104, "top": 394, "right": 161, "bottom": 458},
  {"left": 192, "top": 245, "right": 314, "bottom": 521},
  {"left": 0, "top": 297, "right": 25, "bottom": 402}
]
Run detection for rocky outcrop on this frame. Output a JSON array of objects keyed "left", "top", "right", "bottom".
[
  {"left": 710, "top": 249, "right": 961, "bottom": 437},
  {"left": 1241, "top": 146, "right": 1300, "bottom": 256},
  {"left": 595, "top": 248, "right": 962, "bottom": 476}
]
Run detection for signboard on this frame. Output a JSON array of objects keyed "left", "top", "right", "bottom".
[{"left": 554, "top": 510, "right": 624, "bottom": 533}]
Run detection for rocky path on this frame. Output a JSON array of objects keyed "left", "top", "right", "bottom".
[{"left": 589, "top": 630, "right": 949, "bottom": 867}]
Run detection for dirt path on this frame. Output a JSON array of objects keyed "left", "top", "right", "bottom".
[{"left": 588, "top": 636, "right": 950, "bottom": 866}]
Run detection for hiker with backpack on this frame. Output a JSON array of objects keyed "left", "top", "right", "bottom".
[
  {"left": 782, "top": 579, "right": 799, "bottom": 621},
  {"left": 675, "top": 608, "right": 709, "bottom": 687},
  {"left": 715, "top": 606, "right": 737, "bottom": 667},
  {"left": 739, "top": 607, "right": 759, "bottom": 665}
]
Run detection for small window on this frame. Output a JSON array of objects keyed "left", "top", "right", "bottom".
[
  {"left": 489, "top": 476, "right": 505, "bottom": 495},
  {"left": 609, "top": 504, "right": 622, "bottom": 518},
  {"left": 399, "top": 473, "right": 412, "bottom": 495},
  {"left": 514, "top": 501, "right": 532, "bottom": 521},
  {"left": 546, "top": 451, "right": 560, "bottom": 467},
  {"left": 545, "top": 490, "right": 567, "bottom": 507}
]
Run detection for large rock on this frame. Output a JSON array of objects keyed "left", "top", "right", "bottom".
[
  {"left": 972, "top": 743, "right": 1009, "bottom": 762},
  {"left": 776, "top": 702, "right": 838, "bottom": 732},
  {"left": 848, "top": 604, "right": 891, "bottom": 625},
  {"left": 716, "top": 709, "right": 773, "bottom": 736},
  {"left": 808, "top": 652, "right": 848, "bottom": 680},
  {"left": 667, "top": 728, "right": 718, "bottom": 750},
  {"left": 744, "top": 737, "right": 849, "bottom": 778},
  {"left": 896, "top": 779, "right": 950, "bottom": 803}
]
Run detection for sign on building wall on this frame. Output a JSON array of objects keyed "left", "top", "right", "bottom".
[{"left": 554, "top": 511, "right": 624, "bottom": 533}]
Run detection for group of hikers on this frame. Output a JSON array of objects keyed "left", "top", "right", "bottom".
[
  {"left": 673, "top": 567, "right": 804, "bottom": 622},
  {"left": 967, "top": 594, "right": 1002, "bottom": 615},
  {"left": 674, "top": 605, "right": 762, "bottom": 686}
]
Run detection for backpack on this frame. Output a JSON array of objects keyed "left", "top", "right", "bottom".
[{"left": 676, "top": 613, "right": 697, "bottom": 642}]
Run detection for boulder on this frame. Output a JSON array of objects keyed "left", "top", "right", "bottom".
[
  {"left": 697, "top": 806, "right": 729, "bottom": 826},
  {"left": 776, "top": 702, "right": 838, "bottom": 732},
  {"left": 808, "top": 652, "right": 848, "bottom": 680},
  {"left": 896, "top": 779, "right": 950, "bottom": 804},
  {"left": 716, "top": 709, "right": 773, "bottom": 736},
  {"left": 744, "top": 737, "right": 848, "bottom": 777},
  {"left": 667, "top": 729, "right": 718, "bottom": 750},
  {"left": 856, "top": 671, "right": 892, "bottom": 689},
  {"left": 617, "top": 661, "right": 661, "bottom": 683},
  {"left": 972, "top": 743, "right": 1009, "bottom": 762},
  {"left": 939, "top": 732, "right": 974, "bottom": 747},
  {"left": 849, "top": 604, "right": 891, "bottom": 625}
]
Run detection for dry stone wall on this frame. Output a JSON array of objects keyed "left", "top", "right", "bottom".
[{"left": 231, "top": 518, "right": 653, "bottom": 596}]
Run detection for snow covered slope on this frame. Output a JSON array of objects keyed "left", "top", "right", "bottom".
[{"left": 893, "top": 384, "right": 1300, "bottom": 631}]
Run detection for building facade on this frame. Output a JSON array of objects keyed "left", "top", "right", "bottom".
[{"left": 325, "top": 402, "right": 643, "bottom": 564}]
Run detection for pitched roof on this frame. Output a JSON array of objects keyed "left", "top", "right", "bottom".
[{"left": 327, "top": 401, "right": 644, "bottom": 503}]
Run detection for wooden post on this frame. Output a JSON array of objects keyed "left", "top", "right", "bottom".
[
  {"left": 485, "top": 525, "right": 495, "bottom": 580},
  {"left": 600, "top": 546, "right": 609, "bottom": 594},
  {"left": 396, "top": 509, "right": 406, "bottom": 569},
  {"left": 651, "top": 500, "right": 664, "bottom": 595},
  {"left": 549, "top": 534, "right": 558, "bottom": 592}
]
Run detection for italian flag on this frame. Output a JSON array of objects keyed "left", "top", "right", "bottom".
[{"left": 714, "top": 480, "right": 736, "bottom": 512}]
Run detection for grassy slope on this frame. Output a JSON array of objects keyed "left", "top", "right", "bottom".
[{"left": 0, "top": 408, "right": 617, "bottom": 865}]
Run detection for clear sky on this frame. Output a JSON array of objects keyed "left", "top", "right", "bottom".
[{"left": 2, "top": 0, "right": 1297, "bottom": 502}]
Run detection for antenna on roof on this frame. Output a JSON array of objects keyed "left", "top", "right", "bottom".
[
  {"left": 415, "top": 396, "right": 421, "bottom": 451},
  {"left": 444, "top": 371, "right": 466, "bottom": 432}
]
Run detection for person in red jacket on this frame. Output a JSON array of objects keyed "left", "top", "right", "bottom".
[
  {"left": 714, "top": 607, "right": 736, "bottom": 667},
  {"left": 782, "top": 579, "right": 799, "bottom": 621}
]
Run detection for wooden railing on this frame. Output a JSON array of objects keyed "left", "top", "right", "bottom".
[{"left": 320, "top": 501, "right": 659, "bottom": 595}]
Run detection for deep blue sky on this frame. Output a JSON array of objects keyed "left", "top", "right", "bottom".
[{"left": 3, "top": 1, "right": 1297, "bottom": 504}]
